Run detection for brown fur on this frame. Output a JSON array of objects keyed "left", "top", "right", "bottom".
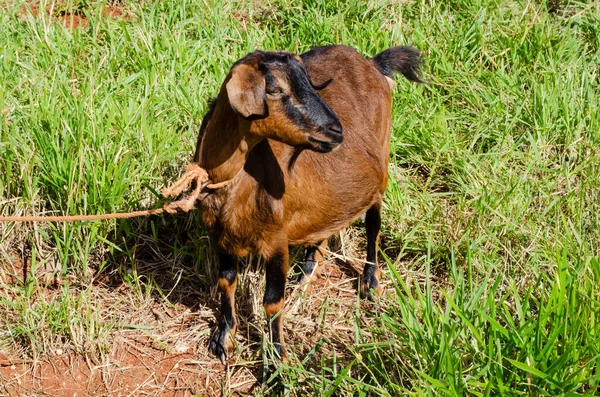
[
  {"left": 195, "top": 45, "right": 419, "bottom": 359},
  {"left": 196, "top": 47, "right": 391, "bottom": 252}
]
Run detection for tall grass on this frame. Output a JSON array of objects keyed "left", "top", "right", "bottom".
[{"left": 1, "top": 0, "right": 599, "bottom": 395}]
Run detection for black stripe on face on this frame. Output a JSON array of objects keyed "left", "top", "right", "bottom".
[
  {"left": 263, "top": 71, "right": 276, "bottom": 92},
  {"left": 282, "top": 97, "right": 310, "bottom": 130},
  {"left": 262, "top": 56, "right": 339, "bottom": 133},
  {"left": 264, "top": 68, "right": 311, "bottom": 130},
  {"left": 287, "top": 61, "right": 337, "bottom": 128}
]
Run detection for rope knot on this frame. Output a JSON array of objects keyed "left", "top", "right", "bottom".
[{"left": 161, "top": 163, "right": 210, "bottom": 214}]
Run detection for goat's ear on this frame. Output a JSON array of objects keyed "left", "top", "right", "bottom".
[{"left": 226, "top": 64, "right": 267, "bottom": 119}]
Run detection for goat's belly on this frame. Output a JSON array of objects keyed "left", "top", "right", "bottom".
[
  {"left": 284, "top": 173, "right": 382, "bottom": 246},
  {"left": 286, "top": 207, "right": 368, "bottom": 246}
]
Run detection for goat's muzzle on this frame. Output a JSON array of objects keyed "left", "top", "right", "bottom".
[{"left": 308, "top": 121, "right": 344, "bottom": 153}]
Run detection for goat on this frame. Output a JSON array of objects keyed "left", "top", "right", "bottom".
[{"left": 193, "top": 45, "right": 421, "bottom": 362}]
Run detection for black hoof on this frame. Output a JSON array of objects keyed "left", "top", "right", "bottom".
[
  {"left": 360, "top": 273, "right": 381, "bottom": 300},
  {"left": 290, "top": 271, "right": 309, "bottom": 284},
  {"left": 208, "top": 326, "right": 235, "bottom": 364},
  {"left": 274, "top": 342, "right": 287, "bottom": 360}
]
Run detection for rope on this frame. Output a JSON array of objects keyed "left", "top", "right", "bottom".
[
  {"left": 0, "top": 163, "right": 233, "bottom": 223},
  {"left": 0, "top": 209, "right": 167, "bottom": 222}
]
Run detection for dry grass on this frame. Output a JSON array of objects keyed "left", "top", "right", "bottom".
[{"left": 1, "top": 222, "right": 395, "bottom": 396}]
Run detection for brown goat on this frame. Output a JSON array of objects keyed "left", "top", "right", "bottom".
[{"left": 193, "top": 45, "right": 421, "bottom": 362}]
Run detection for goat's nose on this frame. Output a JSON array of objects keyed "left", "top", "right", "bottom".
[{"left": 326, "top": 121, "right": 343, "bottom": 135}]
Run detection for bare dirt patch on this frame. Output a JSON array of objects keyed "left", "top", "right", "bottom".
[
  {"left": 1, "top": 346, "right": 211, "bottom": 396},
  {"left": 19, "top": 1, "right": 130, "bottom": 29},
  {"left": 0, "top": 228, "right": 400, "bottom": 396}
]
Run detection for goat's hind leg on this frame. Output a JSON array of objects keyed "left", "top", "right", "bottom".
[
  {"left": 209, "top": 253, "right": 238, "bottom": 364},
  {"left": 360, "top": 203, "right": 383, "bottom": 299},
  {"left": 291, "top": 240, "right": 327, "bottom": 284}
]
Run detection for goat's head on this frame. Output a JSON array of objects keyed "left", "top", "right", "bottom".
[{"left": 225, "top": 51, "right": 343, "bottom": 153}]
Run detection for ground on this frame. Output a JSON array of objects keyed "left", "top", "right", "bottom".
[{"left": 0, "top": 229, "right": 391, "bottom": 396}]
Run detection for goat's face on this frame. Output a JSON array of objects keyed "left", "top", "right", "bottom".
[{"left": 225, "top": 51, "right": 343, "bottom": 153}]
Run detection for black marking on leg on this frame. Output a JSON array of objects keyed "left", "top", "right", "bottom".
[
  {"left": 263, "top": 249, "right": 289, "bottom": 360},
  {"left": 365, "top": 205, "right": 381, "bottom": 265},
  {"left": 209, "top": 253, "right": 238, "bottom": 363},
  {"left": 219, "top": 295, "right": 235, "bottom": 327},
  {"left": 263, "top": 251, "right": 286, "bottom": 306},
  {"left": 218, "top": 253, "right": 237, "bottom": 284},
  {"left": 291, "top": 245, "right": 317, "bottom": 284},
  {"left": 361, "top": 204, "right": 382, "bottom": 299},
  {"left": 268, "top": 312, "right": 287, "bottom": 359},
  {"left": 209, "top": 295, "right": 236, "bottom": 364}
]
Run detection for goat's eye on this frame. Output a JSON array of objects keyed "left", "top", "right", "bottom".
[{"left": 267, "top": 88, "right": 284, "bottom": 97}]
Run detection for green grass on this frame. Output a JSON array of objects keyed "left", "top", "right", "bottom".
[{"left": 1, "top": 0, "right": 600, "bottom": 395}]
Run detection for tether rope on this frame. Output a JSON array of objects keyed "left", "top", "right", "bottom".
[{"left": 0, "top": 163, "right": 230, "bottom": 222}]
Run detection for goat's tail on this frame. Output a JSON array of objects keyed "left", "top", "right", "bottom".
[{"left": 371, "top": 46, "right": 423, "bottom": 83}]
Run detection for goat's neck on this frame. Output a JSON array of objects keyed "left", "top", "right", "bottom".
[{"left": 197, "top": 105, "right": 260, "bottom": 184}]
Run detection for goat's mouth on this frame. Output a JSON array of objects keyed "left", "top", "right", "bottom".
[{"left": 308, "top": 135, "right": 343, "bottom": 153}]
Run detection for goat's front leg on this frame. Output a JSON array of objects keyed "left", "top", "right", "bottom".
[
  {"left": 263, "top": 247, "right": 289, "bottom": 359},
  {"left": 209, "top": 253, "right": 238, "bottom": 364}
]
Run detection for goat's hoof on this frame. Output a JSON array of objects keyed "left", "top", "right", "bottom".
[
  {"left": 290, "top": 272, "right": 309, "bottom": 285},
  {"left": 360, "top": 276, "right": 382, "bottom": 300},
  {"left": 208, "top": 327, "right": 235, "bottom": 364},
  {"left": 272, "top": 342, "right": 288, "bottom": 363}
]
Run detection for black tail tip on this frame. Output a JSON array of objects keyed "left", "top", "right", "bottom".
[{"left": 372, "top": 46, "right": 423, "bottom": 83}]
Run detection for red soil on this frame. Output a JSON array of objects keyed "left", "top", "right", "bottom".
[
  {"left": 0, "top": 344, "right": 235, "bottom": 396},
  {"left": 21, "top": 2, "right": 128, "bottom": 29}
]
